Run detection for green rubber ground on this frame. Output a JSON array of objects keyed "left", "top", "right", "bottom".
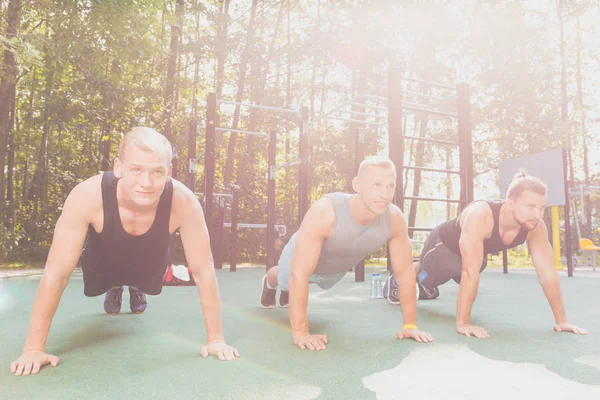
[{"left": 1, "top": 268, "right": 598, "bottom": 399}]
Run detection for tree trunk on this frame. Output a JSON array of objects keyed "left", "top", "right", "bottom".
[
  {"left": 6, "top": 84, "right": 16, "bottom": 230},
  {"left": 101, "top": 60, "right": 119, "bottom": 171},
  {"left": 215, "top": 0, "right": 231, "bottom": 98},
  {"left": 0, "top": 0, "right": 20, "bottom": 222},
  {"left": 163, "top": 0, "right": 185, "bottom": 142},
  {"left": 223, "top": 0, "right": 259, "bottom": 185},
  {"left": 407, "top": 116, "right": 428, "bottom": 238},
  {"left": 557, "top": 0, "right": 574, "bottom": 183}
]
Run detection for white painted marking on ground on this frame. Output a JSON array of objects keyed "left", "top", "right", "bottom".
[{"left": 363, "top": 344, "right": 600, "bottom": 399}]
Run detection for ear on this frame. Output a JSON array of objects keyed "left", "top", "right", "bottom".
[
  {"left": 114, "top": 157, "right": 122, "bottom": 178},
  {"left": 167, "top": 163, "right": 173, "bottom": 179},
  {"left": 351, "top": 176, "right": 360, "bottom": 193},
  {"left": 505, "top": 198, "right": 515, "bottom": 210}
]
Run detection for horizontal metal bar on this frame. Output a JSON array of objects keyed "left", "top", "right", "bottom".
[
  {"left": 407, "top": 227, "right": 434, "bottom": 231},
  {"left": 351, "top": 102, "right": 388, "bottom": 111},
  {"left": 223, "top": 223, "right": 286, "bottom": 229},
  {"left": 400, "top": 76, "right": 457, "bottom": 91},
  {"left": 217, "top": 100, "right": 298, "bottom": 115},
  {"left": 195, "top": 192, "right": 233, "bottom": 199},
  {"left": 339, "top": 109, "right": 387, "bottom": 119},
  {"left": 403, "top": 196, "right": 460, "bottom": 203},
  {"left": 402, "top": 104, "right": 458, "bottom": 118},
  {"left": 403, "top": 165, "right": 461, "bottom": 174},
  {"left": 404, "top": 136, "right": 459, "bottom": 146},
  {"left": 403, "top": 89, "right": 446, "bottom": 101},
  {"left": 215, "top": 127, "right": 269, "bottom": 138},
  {"left": 360, "top": 94, "right": 388, "bottom": 102},
  {"left": 276, "top": 158, "right": 300, "bottom": 170},
  {"left": 323, "top": 116, "right": 385, "bottom": 126}
]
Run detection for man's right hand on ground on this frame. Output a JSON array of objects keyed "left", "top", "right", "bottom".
[
  {"left": 457, "top": 324, "right": 489, "bottom": 339},
  {"left": 10, "top": 350, "right": 60, "bottom": 376},
  {"left": 292, "top": 332, "right": 328, "bottom": 351}
]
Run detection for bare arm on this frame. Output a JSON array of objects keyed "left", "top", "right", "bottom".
[
  {"left": 11, "top": 179, "right": 95, "bottom": 375},
  {"left": 528, "top": 221, "right": 586, "bottom": 334},
  {"left": 527, "top": 221, "right": 567, "bottom": 323},
  {"left": 24, "top": 184, "right": 92, "bottom": 351},
  {"left": 288, "top": 198, "right": 334, "bottom": 345},
  {"left": 456, "top": 204, "right": 492, "bottom": 336},
  {"left": 388, "top": 206, "right": 434, "bottom": 343},
  {"left": 175, "top": 182, "right": 240, "bottom": 359}
]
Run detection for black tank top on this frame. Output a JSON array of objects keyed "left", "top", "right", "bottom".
[
  {"left": 81, "top": 171, "right": 173, "bottom": 296},
  {"left": 437, "top": 200, "right": 528, "bottom": 256}
]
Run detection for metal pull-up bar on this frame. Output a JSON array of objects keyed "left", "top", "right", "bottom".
[
  {"left": 217, "top": 99, "right": 300, "bottom": 116},
  {"left": 203, "top": 93, "right": 309, "bottom": 272}
]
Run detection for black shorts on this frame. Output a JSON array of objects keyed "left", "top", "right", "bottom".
[{"left": 418, "top": 228, "right": 487, "bottom": 290}]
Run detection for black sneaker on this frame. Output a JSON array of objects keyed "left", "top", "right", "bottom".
[
  {"left": 260, "top": 275, "right": 276, "bottom": 309},
  {"left": 384, "top": 275, "right": 400, "bottom": 305},
  {"left": 278, "top": 290, "right": 289, "bottom": 308},
  {"left": 104, "top": 286, "right": 123, "bottom": 315},
  {"left": 129, "top": 286, "right": 147, "bottom": 314},
  {"left": 418, "top": 282, "right": 439, "bottom": 300}
]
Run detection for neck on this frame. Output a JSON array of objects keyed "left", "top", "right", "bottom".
[
  {"left": 349, "top": 194, "right": 379, "bottom": 226},
  {"left": 499, "top": 202, "right": 521, "bottom": 231}
]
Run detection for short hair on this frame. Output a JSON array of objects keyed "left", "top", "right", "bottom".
[
  {"left": 118, "top": 127, "right": 173, "bottom": 164},
  {"left": 506, "top": 170, "right": 547, "bottom": 199},
  {"left": 357, "top": 155, "right": 396, "bottom": 177}
]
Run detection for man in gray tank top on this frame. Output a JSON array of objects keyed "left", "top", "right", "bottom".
[
  {"left": 260, "top": 156, "right": 434, "bottom": 351},
  {"left": 385, "top": 172, "right": 587, "bottom": 339}
]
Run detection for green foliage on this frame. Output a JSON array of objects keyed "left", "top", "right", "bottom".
[{"left": 1, "top": 1, "right": 598, "bottom": 266}]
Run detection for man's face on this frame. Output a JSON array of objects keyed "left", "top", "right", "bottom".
[
  {"left": 354, "top": 165, "right": 397, "bottom": 216},
  {"left": 509, "top": 190, "right": 547, "bottom": 231},
  {"left": 114, "top": 145, "right": 172, "bottom": 208}
]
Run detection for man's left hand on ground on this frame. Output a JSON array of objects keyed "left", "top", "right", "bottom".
[
  {"left": 554, "top": 322, "right": 588, "bottom": 335},
  {"left": 200, "top": 340, "right": 240, "bottom": 361},
  {"left": 396, "top": 329, "right": 435, "bottom": 343}
]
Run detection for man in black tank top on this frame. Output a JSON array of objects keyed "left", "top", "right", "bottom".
[
  {"left": 10, "top": 127, "right": 239, "bottom": 377},
  {"left": 386, "top": 173, "right": 587, "bottom": 339}
]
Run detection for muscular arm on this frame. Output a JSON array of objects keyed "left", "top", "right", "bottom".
[
  {"left": 11, "top": 178, "right": 96, "bottom": 375},
  {"left": 177, "top": 190, "right": 223, "bottom": 340},
  {"left": 288, "top": 198, "right": 334, "bottom": 338},
  {"left": 388, "top": 207, "right": 435, "bottom": 343},
  {"left": 175, "top": 183, "right": 239, "bottom": 360},
  {"left": 456, "top": 204, "right": 492, "bottom": 331},
  {"left": 388, "top": 208, "right": 417, "bottom": 325},
  {"left": 24, "top": 183, "right": 93, "bottom": 352},
  {"left": 528, "top": 221, "right": 587, "bottom": 334}
]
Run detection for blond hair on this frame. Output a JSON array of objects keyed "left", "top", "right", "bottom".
[
  {"left": 357, "top": 155, "right": 396, "bottom": 177},
  {"left": 506, "top": 169, "right": 547, "bottom": 199},
  {"left": 118, "top": 127, "right": 173, "bottom": 164}
]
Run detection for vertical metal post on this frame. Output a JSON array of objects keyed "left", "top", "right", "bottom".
[
  {"left": 187, "top": 118, "right": 197, "bottom": 192},
  {"left": 502, "top": 250, "right": 508, "bottom": 274},
  {"left": 388, "top": 65, "right": 404, "bottom": 272},
  {"left": 355, "top": 127, "right": 366, "bottom": 282},
  {"left": 214, "top": 198, "right": 225, "bottom": 270},
  {"left": 563, "top": 148, "right": 573, "bottom": 277},
  {"left": 457, "top": 83, "right": 474, "bottom": 211},
  {"left": 298, "top": 106, "right": 309, "bottom": 226},
  {"left": 230, "top": 193, "right": 238, "bottom": 272},
  {"left": 267, "top": 130, "right": 277, "bottom": 271},
  {"left": 204, "top": 93, "right": 216, "bottom": 242}
]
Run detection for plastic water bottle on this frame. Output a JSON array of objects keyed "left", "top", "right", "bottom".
[
  {"left": 370, "top": 273, "right": 377, "bottom": 299},
  {"left": 376, "top": 274, "right": 384, "bottom": 299}
]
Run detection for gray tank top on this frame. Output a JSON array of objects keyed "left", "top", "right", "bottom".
[{"left": 303, "top": 192, "right": 393, "bottom": 275}]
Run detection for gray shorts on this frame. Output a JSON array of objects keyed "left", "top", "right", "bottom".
[{"left": 277, "top": 234, "right": 348, "bottom": 292}]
